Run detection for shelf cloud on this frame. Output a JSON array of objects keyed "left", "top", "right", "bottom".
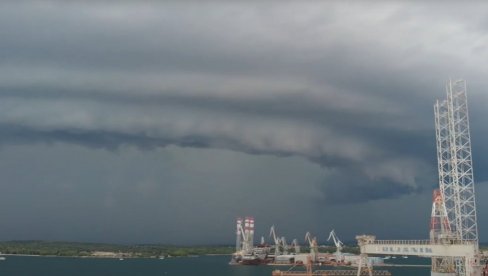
[{"left": 0, "top": 1, "right": 487, "bottom": 243}]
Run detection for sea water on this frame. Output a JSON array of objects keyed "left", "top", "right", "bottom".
[{"left": 0, "top": 255, "right": 431, "bottom": 276}]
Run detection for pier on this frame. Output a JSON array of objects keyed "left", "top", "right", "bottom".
[{"left": 272, "top": 270, "right": 391, "bottom": 276}]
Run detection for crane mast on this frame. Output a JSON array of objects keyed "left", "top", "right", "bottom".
[
  {"left": 237, "top": 222, "right": 250, "bottom": 253},
  {"left": 281, "top": 237, "right": 289, "bottom": 255},
  {"left": 235, "top": 217, "right": 255, "bottom": 254},
  {"left": 270, "top": 225, "right": 282, "bottom": 256},
  {"left": 328, "top": 229, "right": 344, "bottom": 260},
  {"left": 305, "top": 232, "right": 318, "bottom": 261},
  {"left": 291, "top": 238, "right": 301, "bottom": 253}
]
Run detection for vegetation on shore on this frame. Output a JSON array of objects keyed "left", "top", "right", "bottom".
[
  {"left": 0, "top": 241, "right": 361, "bottom": 258},
  {"left": 4, "top": 240, "right": 485, "bottom": 259},
  {"left": 0, "top": 241, "right": 235, "bottom": 258}
]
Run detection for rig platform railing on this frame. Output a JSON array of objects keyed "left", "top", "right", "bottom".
[{"left": 271, "top": 270, "right": 391, "bottom": 276}]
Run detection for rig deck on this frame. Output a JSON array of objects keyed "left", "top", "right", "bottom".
[{"left": 272, "top": 270, "right": 391, "bottom": 276}]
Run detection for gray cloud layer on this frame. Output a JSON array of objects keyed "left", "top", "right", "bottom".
[{"left": 0, "top": 1, "right": 488, "bottom": 243}]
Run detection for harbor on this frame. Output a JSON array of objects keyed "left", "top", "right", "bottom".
[
  {"left": 230, "top": 217, "right": 383, "bottom": 267},
  {"left": 271, "top": 255, "right": 392, "bottom": 276},
  {"left": 231, "top": 81, "right": 488, "bottom": 276}
]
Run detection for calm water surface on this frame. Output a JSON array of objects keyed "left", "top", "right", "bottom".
[{"left": 0, "top": 255, "right": 431, "bottom": 276}]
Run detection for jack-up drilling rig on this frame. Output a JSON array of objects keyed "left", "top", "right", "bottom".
[{"left": 356, "top": 80, "right": 482, "bottom": 276}]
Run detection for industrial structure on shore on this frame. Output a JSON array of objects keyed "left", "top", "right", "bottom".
[
  {"left": 267, "top": 80, "right": 487, "bottom": 276},
  {"left": 230, "top": 217, "right": 382, "bottom": 267},
  {"left": 272, "top": 255, "right": 391, "bottom": 276},
  {"left": 354, "top": 80, "right": 485, "bottom": 276}
]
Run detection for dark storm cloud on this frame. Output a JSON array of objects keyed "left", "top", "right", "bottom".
[
  {"left": 1, "top": 0, "right": 488, "bottom": 209},
  {"left": 319, "top": 161, "right": 435, "bottom": 204}
]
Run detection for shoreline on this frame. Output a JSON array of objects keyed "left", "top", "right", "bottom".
[{"left": 0, "top": 253, "right": 232, "bottom": 259}]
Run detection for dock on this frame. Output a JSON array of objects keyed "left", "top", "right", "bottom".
[
  {"left": 271, "top": 255, "right": 391, "bottom": 276},
  {"left": 272, "top": 270, "right": 391, "bottom": 276}
]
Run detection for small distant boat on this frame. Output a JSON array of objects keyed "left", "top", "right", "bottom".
[
  {"left": 0, "top": 257, "right": 5, "bottom": 261},
  {"left": 391, "top": 256, "right": 397, "bottom": 259},
  {"left": 402, "top": 256, "right": 408, "bottom": 259},
  {"left": 159, "top": 256, "right": 165, "bottom": 260},
  {"left": 383, "top": 256, "right": 391, "bottom": 260},
  {"left": 117, "top": 251, "right": 124, "bottom": 260}
]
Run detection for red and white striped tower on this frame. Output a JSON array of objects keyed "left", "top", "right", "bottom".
[
  {"left": 236, "top": 218, "right": 242, "bottom": 252},
  {"left": 430, "top": 189, "right": 455, "bottom": 275},
  {"left": 249, "top": 217, "right": 255, "bottom": 250},
  {"left": 430, "top": 189, "right": 451, "bottom": 241},
  {"left": 244, "top": 217, "right": 251, "bottom": 253}
]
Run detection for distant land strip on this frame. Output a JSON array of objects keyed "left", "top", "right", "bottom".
[
  {"left": 1, "top": 241, "right": 487, "bottom": 259},
  {"left": 0, "top": 241, "right": 362, "bottom": 258},
  {"left": 0, "top": 241, "right": 235, "bottom": 258}
]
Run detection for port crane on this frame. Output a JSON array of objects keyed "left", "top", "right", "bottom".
[
  {"left": 270, "top": 225, "right": 282, "bottom": 256},
  {"left": 305, "top": 232, "right": 318, "bottom": 260},
  {"left": 237, "top": 222, "right": 251, "bottom": 253},
  {"left": 291, "top": 239, "right": 300, "bottom": 253},
  {"left": 327, "top": 229, "right": 343, "bottom": 260},
  {"left": 281, "top": 237, "right": 289, "bottom": 255}
]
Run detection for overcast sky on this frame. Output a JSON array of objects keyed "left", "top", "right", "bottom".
[{"left": 1, "top": 1, "right": 488, "bottom": 245}]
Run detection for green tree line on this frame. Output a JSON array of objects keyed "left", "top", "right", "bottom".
[{"left": 0, "top": 241, "right": 234, "bottom": 258}]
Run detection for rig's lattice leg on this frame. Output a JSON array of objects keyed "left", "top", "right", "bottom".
[{"left": 356, "top": 254, "right": 372, "bottom": 276}]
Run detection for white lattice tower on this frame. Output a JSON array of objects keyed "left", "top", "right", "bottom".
[
  {"left": 434, "top": 98, "right": 455, "bottom": 235},
  {"left": 434, "top": 79, "right": 479, "bottom": 276},
  {"left": 435, "top": 92, "right": 462, "bottom": 276},
  {"left": 446, "top": 80, "right": 478, "bottom": 243}
]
